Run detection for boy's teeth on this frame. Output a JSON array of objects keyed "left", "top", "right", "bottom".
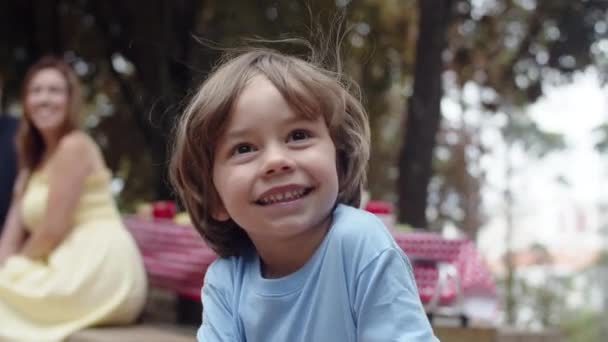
[{"left": 261, "top": 189, "right": 306, "bottom": 204}]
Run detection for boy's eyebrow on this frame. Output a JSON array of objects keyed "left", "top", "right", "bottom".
[
  {"left": 222, "top": 115, "right": 315, "bottom": 141},
  {"left": 222, "top": 127, "right": 254, "bottom": 141}
]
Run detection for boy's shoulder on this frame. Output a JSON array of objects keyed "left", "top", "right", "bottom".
[
  {"left": 332, "top": 203, "right": 383, "bottom": 230},
  {"left": 332, "top": 203, "right": 390, "bottom": 235},
  {"left": 330, "top": 204, "right": 400, "bottom": 257},
  {"left": 205, "top": 251, "right": 247, "bottom": 287}
]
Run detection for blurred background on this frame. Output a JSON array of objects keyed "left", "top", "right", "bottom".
[{"left": 1, "top": 0, "right": 607, "bottom": 341}]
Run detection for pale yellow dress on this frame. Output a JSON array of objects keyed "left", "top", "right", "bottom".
[{"left": 0, "top": 169, "right": 147, "bottom": 342}]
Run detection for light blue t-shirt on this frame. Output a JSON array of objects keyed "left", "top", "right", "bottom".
[{"left": 198, "top": 204, "right": 439, "bottom": 342}]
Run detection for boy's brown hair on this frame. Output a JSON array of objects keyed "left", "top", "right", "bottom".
[{"left": 170, "top": 48, "right": 370, "bottom": 257}]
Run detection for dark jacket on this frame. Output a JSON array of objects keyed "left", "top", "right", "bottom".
[{"left": 0, "top": 115, "right": 18, "bottom": 229}]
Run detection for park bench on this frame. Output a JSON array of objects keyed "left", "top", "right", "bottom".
[{"left": 123, "top": 216, "right": 216, "bottom": 301}]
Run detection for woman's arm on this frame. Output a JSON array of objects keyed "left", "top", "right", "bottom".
[
  {"left": 0, "top": 171, "right": 28, "bottom": 264},
  {"left": 20, "top": 132, "right": 99, "bottom": 259}
]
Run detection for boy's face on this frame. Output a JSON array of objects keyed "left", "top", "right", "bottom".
[{"left": 212, "top": 75, "right": 339, "bottom": 249}]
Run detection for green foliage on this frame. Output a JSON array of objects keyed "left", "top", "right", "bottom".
[
  {"left": 594, "top": 123, "right": 608, "bottom": 153},
  {"left": 496, "top": 268, "right": 573, "bottom": 328},
  {"left": 0, "top": 0, "right": 419, "bottom": 209},
  {"left": 448, "top": 0, "right": 608, "bottom": 108},
  {"left": 502, "top": 112, "right": 566, "bottom": 157},
  {"left": 560, "top": 309, "right": 602, "bottom": 342},
  {"left": 399, "top": 0, "right": 605, "bottom": 234},
  {"left": 0, "top": 0, "right": 604, "bottom": 230}
]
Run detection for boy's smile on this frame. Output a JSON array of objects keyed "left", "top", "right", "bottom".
[
  {"left": 212, "top": 75, "right": 339, "bottom": 275},
  {"left": 254, "top": 184, "right": 313, "bottom": 206}
]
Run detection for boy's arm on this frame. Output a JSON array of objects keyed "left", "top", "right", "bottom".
[
  {"left": 353, "top": 248, "right": 439, "bottom": 342},
  {"left": 198, "top": 263, "right": 237, "bottom": 341}
]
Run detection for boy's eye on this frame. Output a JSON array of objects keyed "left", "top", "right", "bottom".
[
  {"left": 288, "top": 129, "right": 312, "bottom": 142},
  {"left": 231, "top": 143, "right": 255, "bottom": 156}
]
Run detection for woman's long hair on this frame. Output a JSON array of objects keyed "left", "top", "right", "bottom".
[{"left": 16, "top": 56, "right": 82, "bottom": 172}]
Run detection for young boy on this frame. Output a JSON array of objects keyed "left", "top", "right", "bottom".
[{"left": 170, "top": 48, "right": 439, "bottom": 341}]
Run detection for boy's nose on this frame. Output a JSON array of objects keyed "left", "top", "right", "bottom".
[{"left": 262, "top": 145, "right": 295, "bottom": 176}]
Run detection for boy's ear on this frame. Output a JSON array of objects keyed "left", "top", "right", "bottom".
[{"left": 211, "top": 204, "right": 230, "bottom": 221}]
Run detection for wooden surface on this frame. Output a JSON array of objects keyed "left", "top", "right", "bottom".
[
  {"left": 497, "top": 327, "right": 563, "bottom": 342},
  {"left": 434, "top": 325, "right": 563, "bottom": 342},
  {"left": 68, "top": 325, "right": 195, "bottom": 342},
  {"left": 435, "top": 326, "right": 497, "bottom": 342},
  {"left": 70, "top": 323, "right": 563, "bottom": 342}
]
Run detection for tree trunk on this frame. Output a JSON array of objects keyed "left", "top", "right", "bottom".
[
  {"left": 397, "top": 0, "right": 453, "bottom": 228},
  {"left": 504, "top": 139, "right": 516, "bottom": 325},
  {"left": 31, "top": 0, "right": 61, "bottom": 56},
  {"left": 91, "top": 0, "right": 205, "bottom": 200}
]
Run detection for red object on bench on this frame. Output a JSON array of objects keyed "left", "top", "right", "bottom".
[{"left": 123, "top": 217, "right": 495, "bottom": 306}]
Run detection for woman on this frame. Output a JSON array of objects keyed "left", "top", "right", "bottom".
[{"left": 0, "top": 56, "right": 147, "bottom": 341}]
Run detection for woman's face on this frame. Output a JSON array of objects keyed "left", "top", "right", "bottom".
[{"left": 25, "top": 68, "right": 69, "bottom": 137}]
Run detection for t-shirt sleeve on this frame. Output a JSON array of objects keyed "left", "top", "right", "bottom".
[
  {"left": 353, "top": 248, "right": 439, "bottom": 342},
  {"left": 197, "top": 261, "right": 237, "bottom": 342}
]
